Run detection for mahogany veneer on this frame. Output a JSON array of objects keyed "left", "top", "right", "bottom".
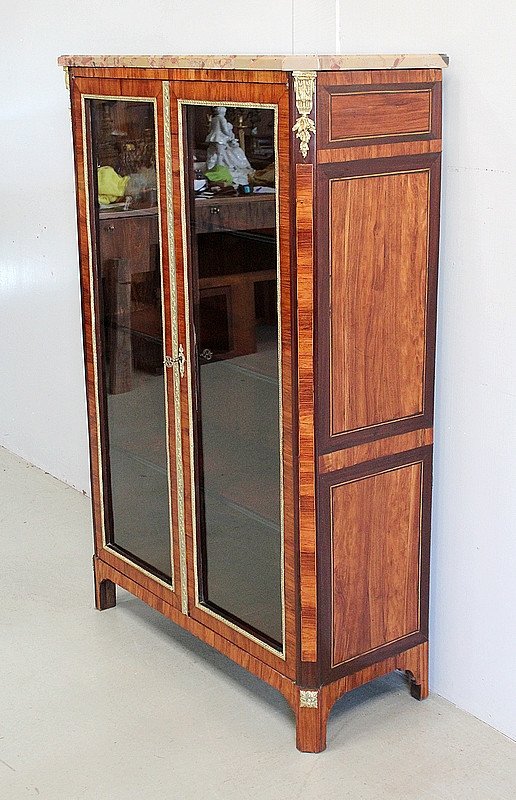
[{"left": 63, "top": 54, "right": 445, "bottom": 752}]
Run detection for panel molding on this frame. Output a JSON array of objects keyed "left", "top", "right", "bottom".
[
  {"left": 317, "top": 77, "right": 442, "bottom": 151},
  {"left": 329, "top": 87, "right": 432, "bottom": 142},
  {"left": 317, "top": 446, "right": 433, "bottom": 682},
  {"left": 316, "top": 153, "right": 441, "bottom": 453},
  {"left": 330, "top": 460, "right": 423, "bottom": 667},
  {"left": 319, "top": 428, "right": 433, "bottom": 473}
]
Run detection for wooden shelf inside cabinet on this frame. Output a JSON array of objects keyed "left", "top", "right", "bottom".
[
  {"left": 194, "top": 193, "right": 275, "bottom": 234},
  {"left": 62, "top": 53, "right": 446, "bottom": 752}
]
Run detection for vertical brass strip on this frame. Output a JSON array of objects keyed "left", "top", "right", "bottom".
[
  {"left": 152, "top": 93, "right": 176, "bottom": 591},
  {"left": 163, "top": 81, "right": 189, "bottom": 615}
]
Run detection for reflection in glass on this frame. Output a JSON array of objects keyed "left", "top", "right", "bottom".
[
  {"left": 186, "top": 104, "right": 283, "bottom": 648},
  {"left": 90, "top": 98, "right": 172, "bottom": 582}
]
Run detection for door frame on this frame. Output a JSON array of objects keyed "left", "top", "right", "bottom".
[
  {"left": 168, "top": 78, "right": 296, "bottom": 678},
  {"left": 71, "top": 76, "right": 184, "bottom": 609}
]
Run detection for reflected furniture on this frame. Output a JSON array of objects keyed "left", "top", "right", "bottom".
[{"left": 60, "top": 53, "right": 447, "bottom": 751}]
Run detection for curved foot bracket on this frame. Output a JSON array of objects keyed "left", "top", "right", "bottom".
[
  {"left": 93, "top": 556, "right": 116, "bottom": 610},
  {"left": 295, "top": 689, "right": 327, "bottom": 753},
  {"left": 294, "top": 642, "right": 429, "bottom": 752},
  {"left": 402, "top": 641, "right": 429, "bottom": 701}
]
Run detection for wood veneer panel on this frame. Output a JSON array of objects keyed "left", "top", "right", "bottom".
[
  {"left": 319, "top": 428, "right": 433, "bottom": 473},
  {"left": 330, "top": 88, "right": 432, "bottom": 142},
  {"left": 317, "top": 72, "right": 441, "bottom": 151},
  {"left": 69, "top": 67, "right": 286, "bottom": 84},
  {"left": 295, "top": 163, "right": 317, "bottom": 663},
  {"left": 329, "top": 162, "right": 431, "bottom": 439},
  {"left": 331, "top": 461, "right": 422, "bottom": 666},
  {"left": 317, "top": 138, "right": 441, "bottom": 163},
  {"left": 317, "top": 68, "right": 442, "bottom": 86}
]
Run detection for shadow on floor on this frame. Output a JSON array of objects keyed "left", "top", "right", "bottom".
[{"left": 113, "top": 590, "right": 408, "bottom": 733}]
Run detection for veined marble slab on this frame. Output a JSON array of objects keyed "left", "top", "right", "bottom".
[{"left": 58, "top": 54, "right": 449, "bottom": 71}]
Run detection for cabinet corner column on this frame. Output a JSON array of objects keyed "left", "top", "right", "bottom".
[{"left": 291, "top": 71, "right": 319, "bottom": 670}]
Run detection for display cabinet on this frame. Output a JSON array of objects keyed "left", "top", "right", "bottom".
[{"left": 60, "top": 53, "right": 447, "bottom": 751}]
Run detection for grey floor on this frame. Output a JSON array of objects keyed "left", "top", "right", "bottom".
[{"left": 1, "top": 447, "right": 515, "bottom": 799}]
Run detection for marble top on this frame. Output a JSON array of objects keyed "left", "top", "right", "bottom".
[{"left": 58, "top": 54, "right": 449, "bottom": 71}]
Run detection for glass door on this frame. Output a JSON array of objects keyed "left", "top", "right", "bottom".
[
  {"left": 82, "top": 87, "right": 177, "bottom": 588},
  {"left": 182, "top": 101, "right": 283, "bottom": 650}
]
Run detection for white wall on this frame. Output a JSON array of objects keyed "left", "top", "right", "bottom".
[
  {"left": 336, "top": 0, "right": 516, "bottom": 743},
  {"left": 2, "top": 0, "right": 515, "bottom": 741},
  {"left": 0, "top": 0, "right": 336, "bottom": 490}
]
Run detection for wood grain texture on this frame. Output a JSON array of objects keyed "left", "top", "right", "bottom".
[
  {"left": 316, "top": 153, "right": 441, "bottom": 452},
  {"left": 319, "top": 428, "right": 433, "bottom": 473},
  {"left": 331, "top": 460, "right": 422, "bottom": 666},
  {"left": 168, "top": 79, "right": 297, "bottom": 678},
  {"left": 69, "top": 66, "right": 441, "bottom": 752},
  {"left": 296, "top": 642, "right": 429, "bottom": 752},
  {"left": 93, "top": 557, "right": 116, "bottom": 609},
  {"left": 330, "top": 169, "right": 428, "bottom": 436},
  {"left": 330, "top": 88, "right": 432, "bottom": 142},
  {"left": 194, "top": 193, "right": 275, "bottom": 234},
  {"left": 69, "top": 66, "right": 287, "bottom": 85},
  {"left": 317, "top": 138, "right": 441, "bottom": 163},
  {"left": 98, "top": 212, "right": 159, "bottom": 274},
  {"left": 69, "top": 75, "right": 108, "bottom": 563},
  {"left": 104, "top": 258, "right": 132, "bottom": 394},
  {"left": 317, "top": 446, "right": 432, "bottom": 683},
  {"left": 295, "top": 163, "right": 317, "bottom": 663},
  {"left": 317, "top": 68, "right": 442, "bottom": 86},
  {"left": 317, "top": 72, "right": 441, "bottom": 152},
  {"left": 404, "top": 639, "right": 429, "bottom": 700}
]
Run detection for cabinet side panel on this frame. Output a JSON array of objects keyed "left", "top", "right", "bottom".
[
  {"left": 317, "top": 153, "right": 440, "bottom": 451},
  {"left": 331, "top": 461, "right": 421, "bottom": 665},
  {"left": 331, "top": 168, "right": 428, "bottom": 435},
  {"left": 317, "top": 69, "right": 442, "bottom": 155},
  {"left": 329, "top": 89, "right": 432, "bottom": 141},
  {"left": 317, "top": 445, "right": 432, "bottom": 680}
]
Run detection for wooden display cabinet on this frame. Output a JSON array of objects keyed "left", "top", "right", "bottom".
[{"left": 60, "top": 53, "right": 447, "bottom": 752}]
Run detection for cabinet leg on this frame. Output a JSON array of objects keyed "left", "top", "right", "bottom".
[
  {"left": 295, "top": 690, "right": 327, "bottom": 753},
  {"left": 93, "top": 558, "right": 116, "bottom": 610},
  {"left": 95, "top": 578, "right": 116, "bottom": 610},
  {"left": 404, "top": 642, "right": 429, "bottom": 700}
]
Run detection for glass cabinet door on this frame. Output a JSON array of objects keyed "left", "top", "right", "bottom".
[
  {"left": 87, "top": 97, "right": 173, "bottom": 583},
  {"left": 183, "top": 102, "right": 283, "bottom": 649}
]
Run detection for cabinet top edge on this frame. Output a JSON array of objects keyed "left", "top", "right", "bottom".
[{"left": 57, "top": 53, "right": 449, "bottom": 71}]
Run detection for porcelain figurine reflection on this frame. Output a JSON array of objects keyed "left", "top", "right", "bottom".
[{"left": 205, "top": 106, "right": 252, "bottom": 185}]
